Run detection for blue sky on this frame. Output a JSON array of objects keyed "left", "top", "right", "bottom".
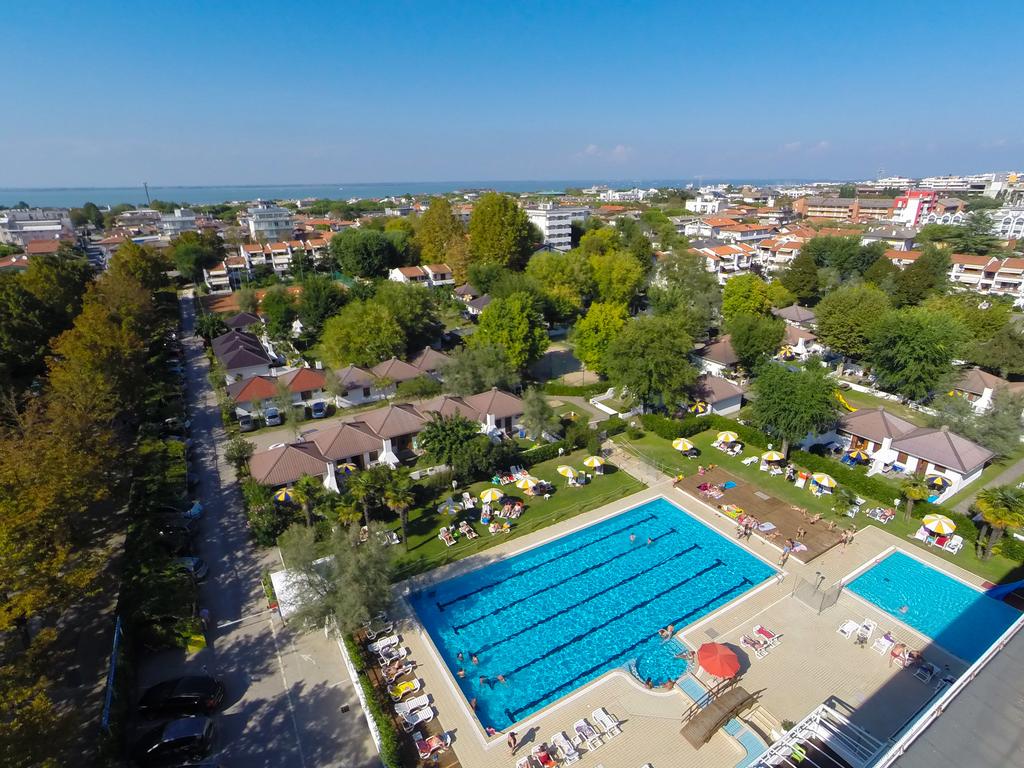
[{"left": 1, "top": 1, "right": 1020, "bottom": 186}]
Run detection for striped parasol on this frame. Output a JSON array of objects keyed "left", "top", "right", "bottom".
[
  {"left": 811, "top": 473, "right": 836, "bottom": 488},
  {"left": 337, "top": 462, "right": 358, "bottom": 475},
  {"left": 583, "top": 456, "right": 606, "bottom": 468},
  {"left": 689, "top": 401, "right": 709, "bottom": 415},
  {"left": 846, "top": 449, "right": 870, "bottom": 464},
  {"left": 557, "top": 465, "right": 578, "bottom": 479},
  {"left": 672, "top": 437, "right": 694, "bottom": 452},
  {"left": 273, "top": 487, "right": 294, "bottom": 504},
  {"left": 926, "top": 475, "right": 952, "bottom": 490},
  {"left": 479, "top": 488, "right": 504, "bottom": 503},
  {"left": 922, "top": 514, "right": 956, "bottom": 535},
  {"left": 761, "top": 450, "right": 785, "bottom": 462},
  {"left": 716, "top": 431, "right": 739, "bottom": 444},
  {"left": 515, "top": 476, "right": 540, "bottom": 490}
]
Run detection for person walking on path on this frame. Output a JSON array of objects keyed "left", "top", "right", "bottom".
[{"left": 199, "top": 607, "right": 211, "bottom": 633}]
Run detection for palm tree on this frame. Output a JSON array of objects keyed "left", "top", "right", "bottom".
[
  {"left": 975, "top": 486, "right": 1024, "bottom": 560},
  {"left": 900, "top": 477, "right": 930, "bottom": 521},
  {"left": 346, "top": 469, "right": 379, "bottom": 530},
  {"left": 382, "top": 468, "right": 415, "bottom": 550},
  {"left": 291, "top": 474, "right": 324, "bottom": 528}
]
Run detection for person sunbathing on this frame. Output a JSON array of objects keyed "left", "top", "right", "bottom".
[{"left": 535, "top": 747, "right": 558, "bottom": 767}]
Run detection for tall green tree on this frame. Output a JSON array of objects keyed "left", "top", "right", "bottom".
[
  {"left": 169, "top": 231, "right": 224, "bottom": 283},
  {"left": 727, "top": 313, "right": 785, "bottom": 371},
  {"left": 469, "top": 292, "right": 549, "bottom": 371},
  {"left": 588, "top": 249, "right": 646, "bottom": 305},
  {"left": 892, "top": 247, "right": 949, "bottom": 307},
  {"left": 372, "top": 281, "right": 441, "bottom": 352},
  {"left": 922, "top": 293, "right": 1010, "bottom": 344},
  {"left": 779, "top": 250, "right": 820, "bottom": 303},
  {"left": 329, "top": 229, "right": 398, "bottom": 277},
  {"left": 418, "top": 413, "right": 482, "bottom": 467},
  {"left": 973, "top": 323, "right": 1024, "bottom": 378},
  {"left": 417, "top": 197, "right": 465, "bottom": 267},
  {"left": 107, "top": 241, "right": 170, "bottom": 290},
  {"left": 900, "top": 477, "right": 930, "bottom": 522},
  {"left": 929, "top": 388, "right": 1024, "bottom": 459},
  {"left": 468, "top": 192, "right": 534, "bottom": 269},
  {"left": 525, "top": 249, "right": 594, "bottom": 314},
  {"left": 259, "top": 284, "right": 296, "bottom": 339},
  {"left": 297, "top": 274, "right": 345, "bottom": 342},
  {"left": 721, "top": 274, "right": 771, "bottom": 321},
  {"left": 382, "top": 468, "right": 415, "bottom": 550},
  {"left": 648, "top": 249, "right": 721, "bottom": 334},
  {"left": 319, "top": 300, "right": 405, "bottom": 367},
  {"left": 604, "top": 315, "right": 696, "bottom": 409},
  {"left": 749, "top": 362, "right": 839, "bottom": 456},
  {"left": 571, "top": 301, "right": 629, "bottom": 375},
  {"left": 236, "top": 287, "right": 259, "bottom": 314},
  {"left": 950, "top": 211, "right": 999, "bottom": 255},
  {"left": 814, "top": 283, "right": 892, "bottom": 358},
  {"left": 440, "top": 344, "right": 520, "bottom": 396},
  {"left": 520, "top": 387, "right": 560, "bottom": 440},
  {"left": 868, "top": 307, "right": 966, "bottom": 400}
]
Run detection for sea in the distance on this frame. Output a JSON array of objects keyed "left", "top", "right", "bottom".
[{"left": 0, "top": 178, "right": 815, "bottom": 208}]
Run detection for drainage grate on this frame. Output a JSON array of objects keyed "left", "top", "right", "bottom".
[{"left": 340, "top": 705, "right": 350, "bottom": 714}]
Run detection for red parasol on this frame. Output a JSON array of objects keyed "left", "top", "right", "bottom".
[{"left": 696, "top": 642, "right": 740, "bottom": 678}]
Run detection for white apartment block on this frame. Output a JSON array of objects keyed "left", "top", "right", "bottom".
[
  {"left": 885, "top": 249, "right": 1024, "bottom": 302},
  {"left": 525, "top": 203, "right": 590, "bottom": 251},
  {"left": 598, "top": 187, "right": 655, "bottom": 202},
  {"left": 245, "top": 201, "right": 294, "bottom": 242},
  {"left": 685, "top": 193, "right": 728, "bottom": 215},
  {"left": 0, "top": 208, "right": 74, "bottom": 245},
  {"left": 159, "top": 208, "right": 199, "bottom": 236}
]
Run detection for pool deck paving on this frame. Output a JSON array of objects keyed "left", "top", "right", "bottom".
[{"left": 386, "top": 475, "right": 990, "bottom": 768}]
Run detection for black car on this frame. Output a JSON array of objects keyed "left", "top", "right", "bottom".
[
  {"left": 132, "top": 716, "right": 216, "bottom": 766},
  {"left": 138, "top": 676, "right": 225, "bottom": 718}
]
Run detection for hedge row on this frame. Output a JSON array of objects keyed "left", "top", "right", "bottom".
[
  {"left": 345, "top": 633, "right": 402, "bottom": 768},
  {"left": 598, "top": 417, "right": 628, "bottom": 437},
  {"left": 542, "top": 381, "right": 610, "bottom": 398},
  {"left": 789, "top": 450, "right": 899, "bottom": 504}
]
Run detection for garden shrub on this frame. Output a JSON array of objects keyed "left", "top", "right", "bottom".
[
  {"left": 626, "top": 425, "right": 644, "bottom": 440},
  {"left": 543, "top": 381, "right": 609, "bottom": 398},
  {"left": 521, "top": 441, "right": 569, "bottom": 466},
  {"left": 356, "top": 674, "right": 402, "bottom": 768},
  {"left": 597, "top": 416, "right": 627, "bottom": 437},
  {"left": 789, "top": 450, "right": 898, "bottom": 503},
  {"left": 996, "top": 536, "right": 1024, "bottom": 562}
]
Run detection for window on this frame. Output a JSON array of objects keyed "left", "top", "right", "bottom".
[{"left": 362, "top": 387, "right": 371, "bottom": 398}]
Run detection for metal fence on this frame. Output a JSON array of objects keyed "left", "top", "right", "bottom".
[{"left": 791, "top": 575, "right": 843, "bottom": 614}]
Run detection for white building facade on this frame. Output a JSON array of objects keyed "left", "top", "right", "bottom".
[{"left": 525, "top": 203, "right": 590, "bottom": 251}]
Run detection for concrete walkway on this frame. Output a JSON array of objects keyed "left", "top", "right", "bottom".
[{"left": 954, "top": 454, "right": 1024, "bottom": 513}]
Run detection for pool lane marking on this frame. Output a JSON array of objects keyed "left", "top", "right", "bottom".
[
  {"left": 434, "top": 513, "right": 657, "bottom": 611},
  {"left": 507, "top": 577, "right": 753, "bottom": 720},
  {"left": 451, "top": 529, "right": 688, "bottom": 633},
  {"left": 496, "top": 559, "right": 727, "bottom": 678}
]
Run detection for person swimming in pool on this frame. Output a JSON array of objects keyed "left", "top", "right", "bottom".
[
  {"left": 658, "top": 624, "right": 675, "bottom": 639},
  {"left": 457, "top": 668, "right": 466, "bottom": 678},
  {"left": 497, "top": 674, "right": 507, "bottom": 684},
  {"left": 471, "top": 654, "right": 479, "bottom": 665},
  {"left": 630, "top": 532, "right": 636, "bottom": 543},
  {"left": 899, "top": 605, "right": 909, "bottom": 614}
]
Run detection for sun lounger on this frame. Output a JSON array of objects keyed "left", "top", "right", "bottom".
[
  {"left": 837, "top": 619, "right": 859, "bottom": 639},
  {"left": 401, "top": 705, "right": 434, "bottom": 732},
  {"left": 856, "top": 619, "right": 877, "bottom": 645},
  {"left": 388, "top": 678, "right": 420, "bottom": 701},
  {"left": 438, "top": 526, "right": 457, "bottom": 547},
  {"left": 394, "top": 693, "right": 430, "bottom": 717},
  {"left": 754, "top": 624, "right": 782, "bottom": 650},
  {"left": 383, "top": 662, "right": 414, "bottom": 683},
  {"left": 741, "top": 634, "right": 769, "bottom": 659},
  {"left": 741, "top": 456, "right": 759, "bottom": 466},
  {"left": 914, "top": 662, "right": 938, "bottom": 684},
  {"left": 872, "top": 635, "right": 896, "bottom": 655},
  {"left": 593, "top": 707, "right": 622, "bottom": 736},
  {"left": 944, "top": 534, "right": 964, "bottom": 554},
  {"left": 532, "top": 745, "right": 559, "bottom": 767},
  {"left": 573, "top": 719, "right": 602, "bottom": 750},
  {"left": 378, "top": 645, "right": 408, "bottom": 666},
  {"left": 516, "top": 757, "right": 538, "bottom": 768},
  {"left": 461, "top": 491, "right": 475, "bottom": 509},
  {"left": 367, "top": 634, "right": 399, "bottom": 654},
  {"left": 551, "top": 732, "right": 580, "bottom": 763},
  {"left": 911, "top": 526, "right": 929, "bottom": 542},
  {"left": 416, "top": 732, "right": 450, "bottom": 760}
]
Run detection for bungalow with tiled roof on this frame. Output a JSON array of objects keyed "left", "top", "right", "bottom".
[
  {"left": 331, "top": 364, "right": 382, "bottom": 407},
  {"left": 950, "top": 367, "right": 1007, "bottom": 413},
  {"left": 226, "top": 367, "right": 327, "bottom": 418},
  {"left": 248, "top": 442, "right": 332, "bottom": 487},
  {"left": 691, "top": 374, "right": 744, "bottom": 415},
  {"left": 806, "top": 407, "right": 994, "bottom": 498},
  {"left": 695, "top": 335, "right": 739, "bottom": 377},
  {"left": 212, "top": 329, "right": 274, "bottom": 380},
  {"left": 423, "top": 263, "right": 454, "bottom": 286},
  {"left": 409, "top": 347, "right": 452, "bottom": 377},
  {"left": 388, "top": 265, "right": 430, "bottom": 285},
  {"left": 772, "top": 304, "right": 816, "bottom": 328}
]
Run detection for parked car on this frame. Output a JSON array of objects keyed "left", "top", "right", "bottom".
[
  {"left": 173, "top": 556, "right": 209, "bottom": 581},
  {"left": 238, "top": 414, "right": 255, "bottom": 432},
  {"left": 311, "top": 401, "right": 328, "bottom": 419},
  {"left": 138, "top": 676, "right": 224, "bottom": 718},
  {"left": 131, "top": 716, "right": 216, "bottom": 765},
  {"left": 264, "top": 407, "right": 282, "bottom": 427}
]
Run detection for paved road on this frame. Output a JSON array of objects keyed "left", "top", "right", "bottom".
[
  {"left": 137, "top": 293, "right": 377, "bottom": 768},
  {"left": 954, "top": 454, "right": 1024, "bottom": 514}
]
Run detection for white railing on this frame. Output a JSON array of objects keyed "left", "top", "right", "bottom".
[{"left": 750, "top": 703, "right": 886, "bottom": 768}]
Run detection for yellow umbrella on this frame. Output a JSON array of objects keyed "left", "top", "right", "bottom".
[
  {"left": 583, "top": 456, "right": 605, "bottom": 468},
  {"left": 273, "top": 487, "right": 294, "bottom": 503},
  {"left": 811, "top": 473, "right": 836, "bottom": 488},
  {"left": 926, "top": 475, "right": 952, "bottom": 490},
  {"left": 716, "top": 431, "right": 739, "bottom": 444},
  {"left": 689, "top": 401, "right": 709, "bottom": 415},
  {"left": 922, "top": 514, "right": 956, "bottom": 535},
  {"left": 557, "top": 465, "right": 578, "bottom": 479},
  {"left": 515, "top": 476, "right": 540, "bottom": 490},
  {"left": 672, "top": 437, "right": 694, "bottom": 452},
  {"left": 761, "top": 450, "right": 785, "bottom": 462},
  {"left": 846, "top": 449, "right": 870, "bottom": 463},
  {"left": 437, "top": 498, "right": 460, "bottom": 515},
  {"left": 338, "top": 462, "right": 358, "bottom": 475},
  {"left": 479, "top": 488, "right": 504, "bottom": 503}
]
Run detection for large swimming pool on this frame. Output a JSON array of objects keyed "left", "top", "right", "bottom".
[
  {"left": 847, "top": 550, "right": 1021, "bottom": 662},
  {"left": 409, "top": 497, "right": 775, "bottom": 730}
]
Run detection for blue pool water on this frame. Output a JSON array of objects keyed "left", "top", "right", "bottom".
[
  {"left": 409, "top": 497, "right": 775, "bottom": 730},
  {"left": 848, "top": 550, "right": 1021, "bottom": 662}
]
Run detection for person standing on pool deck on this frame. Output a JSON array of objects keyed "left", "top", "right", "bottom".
[
  {"left": 508, "top": 731, "right": 518, "bottom": 753},
  {"left": 779, "top": 539, "right": 794, "bottom": 566}
]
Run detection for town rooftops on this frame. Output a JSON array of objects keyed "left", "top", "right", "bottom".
[
  {"left": 278, "top": 367, "right": 327, "bottom": 393},
  {"left": 371, "top": 357, "right": 424, "bottom": 383},
  {"left": 467, "top": 294, "right": 493, "bottom": 312},
  {"left": 211, "top": 329, "right": 272, "bottom": 371},
  {"left": 950, "top": 253, "right": 996, "bottom": 267},
  {"left": 310, "top": 421, "right": 383, "bottom": 462},
  {"left": 419, "top": 394, "right": 483, "bottom": 422},
  {"left": 838, "top": 407, "right": 917, "bottom": 443},
  {"left": 692, "top": 374, "right": 744, "bottom": 405},
  {"left": 359, "top": 403, "right": 427, "bottom": 439},
  {"left": 864, "top": 225, "right": 918, "bottom": 239},
  {"left": 954, "top": 367, "right": 1006, "bottom": 396},
  {"left": 226, "top": 375, "right": 277, "bottom": 404},
  {"left": 395, "top": 265, "right": 427, "bottom": 278},
  {"left": 25, "top": 239, "right": 68, "bottom": 255},
  {"left": 885, "top": 249, "right": 922, "bottom": 262},
  {"left": 249, "top": 442, "right": 328, "bottom": 486},
  {"left": 783, "top": 325, "right": 817, "bottom": 345},
  {"left": 697, "top": 335, "right": 739, "bottom": 367},
  {"left": 891, "top": 425, "right": 994, "bottom": 475},
  {"left": 464, "top": 387, "right": 525, "bottom": 420},
  {"left": 454, "top": 283, "right": 480, "bottom": 298},
  {"left": 409, "top": 347, "right": 452, "bottom": 374},
  {"left": 333, "top": 364, "right": 375, "bottom": 390},
  {"left": 773, "top": 304, "right": 816, "bottom": 325}
]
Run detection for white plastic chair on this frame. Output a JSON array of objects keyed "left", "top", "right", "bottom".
[
  {"left": 592, "top": 707, "right": 621, "bottom": 736},
  {"left": 837, "top": 619, "right": 859, "bottom": 639}
]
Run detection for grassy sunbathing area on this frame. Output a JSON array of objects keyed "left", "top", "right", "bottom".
[
  {"left": 390, "top": 448, "right": 646, "bottom": 579},
  {"left": 615, "top": 429, "right": 1023, "bottom": 583}
]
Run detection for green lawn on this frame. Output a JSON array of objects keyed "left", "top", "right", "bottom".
[
  {"left": 390, "top": 448, "right": 646, "bottom": 579},
  {"left": 838, "top": 388, "right": 930, "bottom": 427},
  {"left": 615, "top": 430, "right": 1023, "bottom": 583}
]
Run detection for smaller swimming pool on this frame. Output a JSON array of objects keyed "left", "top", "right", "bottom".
[{"left": 847, "top": 550, "right": 1021, "bottom": 662}]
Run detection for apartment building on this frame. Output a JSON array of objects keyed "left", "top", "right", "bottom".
[
  {"left": 685, "top": 193, "right": 728, "bottom": 215},
  {"left": 692, "top": 243, "right": 757, "bottom": 283},
  {"left": 885, "top": 249, "right": 1024, "bottom": 301},
  {"left": 245, "top": 201, "right": 294, "bottom": 241},
  {"left": 158, "top": 208, "right": 199, "bottom": 237},
  {"left": 792, "top": 196, "right": 893, "bottom": 223},
  {"left": 756, "top": 236, "right": 804, "bottom": 272},
  {"left": 716, "top": 222, "right": 776, "bottom": 244},
  {"left": 683, "top": 216, "right": 742, "bottom": 239},
  {"left": 892, "top": 190, "right": 966, "bottom": 227},
  {"left": 524, "top": 203, "right": 590, "bottom": 251},
  {"left": 0, "top": 208, "right": 74, "bottom": 246},
  {"left": 387, "top": 263, "right": 455, "bottom": 287}
]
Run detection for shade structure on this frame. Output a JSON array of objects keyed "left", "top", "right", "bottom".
[
  {"left": 557, "top": 465, "right": 578, "bottom": 479},
  {"left": 922, "top": 514, "right": 957, "bottom": 535},
  {"left": 672, "top": 437, "right": 694, "bottom": 452},
  {"left": 779, "top": 345, "right": 797, "bottom": 360},
  {"left": 926, "top": 475, "right": 953, "bottom": 490},
  {"left": 479, "top": 488, "right": 504, "bottom": 503},
  {"left": 846, "top": 449, "right": 870, "bottom": 464},
  {"left": 696, "top": 642, "right": 740, "bottom": 678},
  {"left": 689, "top": 401, "right": 709, "bottom": 415},
  {"left": 583, "top": 456, "right": 606, "bottom": 468},
  {"left": 716, "top": 431, "right": 740, "bottom": 444},
  {"left": 515, "top": 476, "right": 540, "bottom": 490},
  {"left": 437, "top": 498, "right": 461, "bottom": 515},
  {"left": 273, "top": 487, "right": 294, "bottom": 504},
  {"left": 761, "top": 450, "right": 785, "bottom": 462},
  {"left": 811, "top": 473, "right": 836, "bottom": 488},
  {"left": 337, "top": 462, "right": 358, "bottom": 476}
]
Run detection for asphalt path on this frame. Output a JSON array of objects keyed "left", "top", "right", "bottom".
[{"left": 135, "top": 293, "right": 377, "bottom": 768}]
